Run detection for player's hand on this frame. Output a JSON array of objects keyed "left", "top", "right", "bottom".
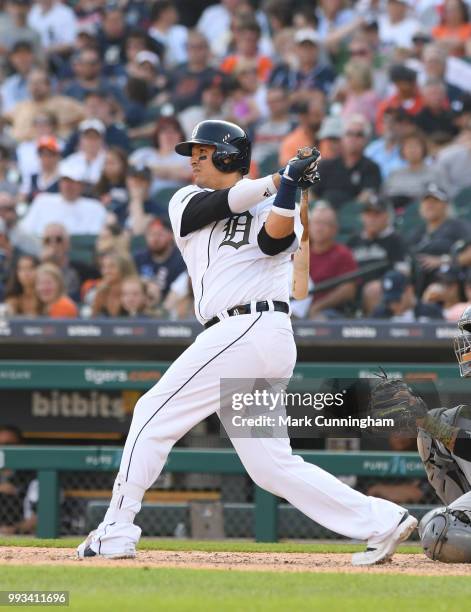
[
  {"left": 281, "top": 147, "right": 321, "bottom": 188},
  {"left": 369, "top": 370, "right": 428, "bottom": 434}
]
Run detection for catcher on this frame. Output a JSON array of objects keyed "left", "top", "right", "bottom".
[{"left": 370, "top": 305, "right": 471, "bottom": 562}]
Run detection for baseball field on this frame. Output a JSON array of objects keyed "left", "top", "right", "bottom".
[{"left": 1, "top": 538, "right": 471, "bottom": 611}]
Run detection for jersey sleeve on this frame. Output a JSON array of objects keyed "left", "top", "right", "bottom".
[
  {"left": 168, "top": 185, "right": 206, "bottom": 244},
  {"left": 254, "top": 197, "right": 304, "bottom": 254}
]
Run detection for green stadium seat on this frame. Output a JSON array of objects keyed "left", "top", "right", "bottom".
[
  {"left": 70, "top": 234, "right": 97, "bottom": 265},
  {"left": 258, "top": 152, "right": 280, "bottom": 177},
  {"left": 453, "top": 186, "right": 471, "bottom": 217},
  {"left": 395, "top": 201, "right": 422, "bottom": 239},
  {"left": 337, "top": 200, "right": 363, "bottom": 237},
  {"left": 152, "top": 186, "right": 180, "bottom": 209},
  {"left": 131, "top": 235, "right": 146, "bottom": 253}
]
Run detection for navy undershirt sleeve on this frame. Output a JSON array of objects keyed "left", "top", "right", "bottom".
[{"left": 180, "top": 189, "right": 231, "bottom": 237}]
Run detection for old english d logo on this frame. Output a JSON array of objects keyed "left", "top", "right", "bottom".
[{"left": 219, "top": 212, "right": 253, "bottom": 249}]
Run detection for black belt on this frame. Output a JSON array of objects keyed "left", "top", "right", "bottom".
[{"left": 204, "top": 300, "right": 289, "bottom": 329}]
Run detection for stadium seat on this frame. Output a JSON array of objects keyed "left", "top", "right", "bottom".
[
  {"left": 337, "top": 200, "right": 363, "bottom": 237},
  {"left": 151, "top": 186, "right": 180, "bottom": 208},
  {"left": 258, "top": 152, "right": 280, "bottom": 177},
  {"left": 70, "top": 235, "right": 97, "bottom": 266},
  {"left": 395, "top": 200, "right": 422, "bottom": 239},
  {"left": 453, "top": 186, "right": 471, "bottom": 218}
]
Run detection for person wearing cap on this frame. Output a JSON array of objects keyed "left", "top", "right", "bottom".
[
  {"left": 170, "top": 31, "right": 222, "bottom": 113},
  {"left": 375, "top": 64, "right": 424, "bottom": 135},
  {"left": 0, "top": 40, "right": 36, "bottom": 115},
  {"left": 0, "top": 0, "right": 41, "bottom": 56},
  {"left": 27, "top": 0, "right": 77, "bottom": 57},
  {"left": 378, "top": 0, "right": 421, "bottom": 50},
  {"left": 371, "top": 270, "right": 443, "bottom": 321},
  {"left": 4, "top": 68, "right": 85, "bottom": 142},
  {"left": 348, "top": 195, "right": 410, "bottom": 314},
  {"left": 19, "top": 159, "right": 106, "bottom": 236},
  {"left": 269, "top": 28, "right": 336, "bottom": 102},
  {"left": 408, "top": 184, "right": 471, "bottom": 293},
  {"left": 19, "top": 136, "right": 60, "bottom": 203},
  {"left": 63, "top": 119, "right": 107, "bottom": 189},
  {"left": 313, "top": 114, "right": 382, "bottom": 208},
  {"left": 423, "top": 263, "right": 466, "bottom": 319},
  {"left": 133, "top": 217, "right": 186, "bottom": 302}
]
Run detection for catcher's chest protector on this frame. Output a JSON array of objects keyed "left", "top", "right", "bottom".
[{"left": 417, "top": 406, "right": 471, "bottom": 505}]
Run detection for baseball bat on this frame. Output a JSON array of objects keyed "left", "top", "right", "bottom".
[{"left": 292, "top": 188, "right": 310, "bottom": 300}]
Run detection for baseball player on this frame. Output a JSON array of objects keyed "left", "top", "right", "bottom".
[
  {"left": 78, "top": 120, "right": 417, "bottom": 564},
  {"left": 370, "top": 305, "right": 471, "bottom": 562}
]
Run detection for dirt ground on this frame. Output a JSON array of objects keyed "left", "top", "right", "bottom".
[{"left": 1, "top": 547, "right": 471, "bottom": 575}]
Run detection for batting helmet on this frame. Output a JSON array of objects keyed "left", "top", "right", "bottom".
[
  {"left": 454, "top": 305, "right": 471, "bottom": 377},
  {"left": 175, "top": 120, "right": 251, "bottom": 175},
  {"left": 420, "top": 507, "right": 471, "bottom": 563}
]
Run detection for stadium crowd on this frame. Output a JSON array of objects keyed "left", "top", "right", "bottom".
[{"left": 0, "top": 0, "right": 471, "bottom": 321}]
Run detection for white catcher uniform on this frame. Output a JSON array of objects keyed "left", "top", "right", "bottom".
[{"left": 78, "top": 177, "right": 411, "bottom": 556}]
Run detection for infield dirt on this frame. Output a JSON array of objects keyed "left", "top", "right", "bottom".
[{"left": 1, "top": 547, "right": 471, "bottom": 576}]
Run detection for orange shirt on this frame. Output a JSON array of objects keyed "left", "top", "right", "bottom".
[
  {"left": 432, "top": 23, "right": 471, "bottom": 43},
  {"left": 48, "top": 296, "right": 78, "bottom": 318},
  {"left": 375, "top": 92, "right": 424, "bottom": 135},
  {"left": 279, "top": 127, "right": 313, "bottom": 166},
  {"left": 220, "top": 55, "right": 273, "bottom": 82}
]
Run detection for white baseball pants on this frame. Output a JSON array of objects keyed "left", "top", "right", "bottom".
[{"left": 100, "top": 312, "right": 406, "bottom": 545}]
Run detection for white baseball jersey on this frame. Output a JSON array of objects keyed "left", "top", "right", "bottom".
[{"left": 169, "top": 181, "right": 304, "bottom": 324}]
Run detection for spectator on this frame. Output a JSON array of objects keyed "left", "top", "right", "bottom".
[
  {"left": 0, "top": 192, "right": 39, "bottom": 256},
  {"left": 63, "top": 89, "right": 130, "bottom": 157},
  {"left": 316, "top": 0, "right": 359, "bottom": 52},
  {"left": 279, "top": 92, "right": 326, "bottom": 166},
  {"left": 378, "top": 0, "right": 420, "bottom": 50},
  {"left": 91, "top": 251, "right": 136, "bottom": 317},
  {"left": 371, "top": 270, "right": 443, "bottom": 320},
  {"left": 178, "top": 76, "right": 227, "bottom": 140},
  {"left": 384, "top": 132, "right": 435, "bottom": 205},
  {"left": 348, "top": 195, "right": 410, "bottom": 315},
  {"left": 375, "top": 64, "right": 424, "bottom": 135},
  {"left": 133, "top": 217, "right": 186, "bottom": 302},
  {"left": 197, "top": 0, "right": 239, "bottom": 58},
  {"left": 0, "top": 219, "right": 15, "bottom": 300},
  {"left": 252, "top": 86, "right": 295, "bottom": 165},
  {"left": 432, "top": 0, "right": 471, "bottom": 56},
  {"left": 308, "top": 203, "right": 358, "bottom": 319},
  {"left": 413, "top": 79, "right": 457, "bottom": 140},
  {"left": 223, "top": 60, "right": 264, "bottom": 131},
  {"left": 220, "top": 18, "right": 272, "bottom": 83},
  {"left": 27, "top": 0, "right": 77, "bottom": 57},
  {"left": 314, "top": 114, "right": 382, "bottom": 208},
  {"left": 63, "top": 47, "right": 123, "bottom": 103},
  {"left": 0, "top": 40, "right": 36, "bottom": 114},
  {"left": 342, "top": 34, "right": 389, "bottom": 99},
  {"left": 445, "top": 268, "right": 471, "bottom": 321},
  {"left": 148, "top": 0, "right": 188, "bottom": 68},
  {"left": 40, "top": 222, "right": 98, "bottom": 301},
  {"left": 434, "top": 119, "right": 471, "bottom": 198},
  {"left": 64, "top": 119, "right": 107, "bottom": 190},
  {"left": 4, "top": 254, "right": 40, "bottom": 316},
  {"left": 419, "top": 43, "right": 465, "bottom": 102},
  {"left": 0, "top": 0, "right": 41, "bottom": 57},
  {"left": 339, "top": 61, "right": 380, "bottom": 125},
  {"left": 129, "top": 116, "right": 192, "bottom": 198},
  {"left": 19, "top": 136, "right": 60, "bottom": 203},
  {"left": 15, "top": 110, "right": 61, "bottom": 182},
  {"left": 0, "top": 146, "right": 19, "bottom": 196},
  {"left": 4, "top": 68, "right": 85, "bottom": 142},
  {"left": 118, "top": 275, "right": 150, "bottom": 317},
  {"left": 317, "top": 115, "right": 343, "bottom": 161},
  {"left": 20, "top": 160, "right": 107, "bottom": 236},
  {"left": 408, "top": 184, "right": 471, "bottom": 293},
  {"left": 170, "top": 30, "right": 219, "bottom": 112},
  {"left": 269, "top": 28, "right": 335, "bottom": 102},
  {"left": 35, "top": 262, "right": 78, "bottom": 317},
  {"left": 96, "top": 4, "right": 128, "bottom": 78},
  {"left": 125, "top": 164, "right": 167, "bottom": 235},
  {"left": 365, "top": 107, "right": 412, "bottom": 179},
  {"left": 94, "top": 148, "right": 129, "bottom": 226},
  {"left": 422, "top": 264, "right": 465, "bottom": 319}
]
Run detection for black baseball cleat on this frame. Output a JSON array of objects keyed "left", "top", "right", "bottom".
[{"left": 351, "top": 512, "right": 418, "bottom": 566}]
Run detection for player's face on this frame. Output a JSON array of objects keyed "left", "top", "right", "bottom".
[{"left": 191, "top": 144, "right": 218, "bottom": 187}]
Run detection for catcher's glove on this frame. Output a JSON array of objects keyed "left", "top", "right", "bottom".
[
  {"left": 280, "top": 146, "right": 321, "bottom": 189},
  {"left": 369, "top": 370, "right": 428, "bottom": 433}
]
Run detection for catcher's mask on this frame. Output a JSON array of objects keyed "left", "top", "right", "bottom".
[
  {"left": 175, "top": 120, "right": 251, "bottom": 175},
  {"left": 454, "top": 305, "right": 471, "bottom": 377},
  {"left": 420, "top": 507, "right": 471, "bottom": 563}
]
